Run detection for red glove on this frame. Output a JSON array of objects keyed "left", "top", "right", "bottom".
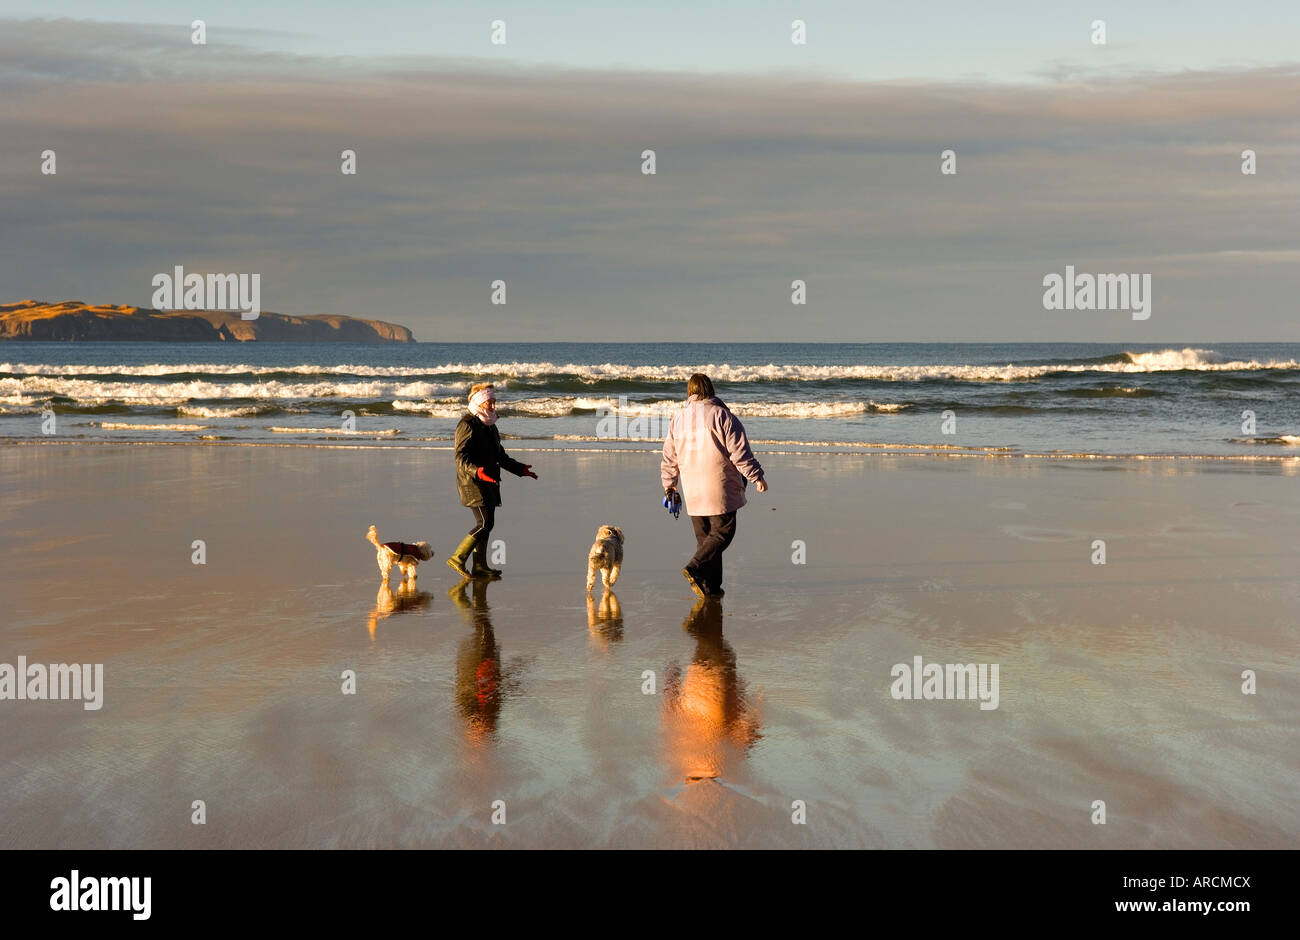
[
  {"left": 476, "top": 467, "right": 499, "bottom": 484},
  {"left": 522, "top": 465, "right": 538, "bottom": 479}
]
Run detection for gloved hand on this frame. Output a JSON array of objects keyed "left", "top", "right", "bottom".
[
  {"left": 476, "top": 467, "right": 499, "bottom": 484},
  {"left": 663, "top": 487, "right": 681, "bottom": 519},
  {"left": 522, "top": 465, "right": 538, "bottom": 479}
]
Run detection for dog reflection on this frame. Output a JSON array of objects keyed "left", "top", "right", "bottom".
[
  {"left": 586, "top": 589, "right": 624, "bottom": 651},
  {"left": 449, "top": 579, "right": 521, "bottom": 745},
  {"left": 662, "top": 597, "right": 762, "bottom": 783},
  {"left": 367, "top": 580, "right": 432, "bottom": 638}
]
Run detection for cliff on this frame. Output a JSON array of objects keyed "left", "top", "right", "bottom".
[{"left": 0, "top": 301, "right": 417, "bottom": 342}]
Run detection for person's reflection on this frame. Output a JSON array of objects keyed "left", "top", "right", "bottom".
[
  {"left": 366, "top": 580, "right": 432, "bottom": 639},
  {"left": 662, "top": 597, "right": 762, "bottom": 783},
  {"left": 586, "top": 588, "right": 624, "bottom": 651},
  {"left": 448, "top": 579, "right": 516, "bottom": 745}
]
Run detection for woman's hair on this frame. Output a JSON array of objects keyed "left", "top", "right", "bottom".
[
  {"left": 687, "top": 373, "right": 715, "bottom": 399},
  {"left": 468, "top": 382, "right": 495, "bottom": 402}
]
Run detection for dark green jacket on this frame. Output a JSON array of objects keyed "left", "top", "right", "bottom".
[{"left": 454, "top": 413, "right": 528, "bottom": 507}]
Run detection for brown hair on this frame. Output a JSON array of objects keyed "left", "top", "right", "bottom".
[
  {"left": 468, "top": 382, "right": 495, "bottom": 402},
  {"left": 686, "top": 373, "right": 715, "bottom": 399}
]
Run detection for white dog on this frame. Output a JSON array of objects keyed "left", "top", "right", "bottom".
[
  {"left": 366, "top": 525, "right": 434, "bottom": 583},
  {"left": 586, "top": 524, "right": 624, "bottom": 592}
]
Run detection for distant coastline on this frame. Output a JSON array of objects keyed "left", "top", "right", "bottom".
[{"left": 0, "top": 301, "right": 416, "bottom": 343}]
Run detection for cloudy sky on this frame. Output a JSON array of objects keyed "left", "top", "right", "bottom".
[{"left": 1, "top": 2, "right": 1297, "bottom": 341}]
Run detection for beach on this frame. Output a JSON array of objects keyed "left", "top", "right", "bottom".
[{"left": 1, "top": 442, "right": 1296, "bottom": 849}]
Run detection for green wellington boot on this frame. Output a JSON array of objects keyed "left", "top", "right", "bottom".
[
  {"left": 470, "top": 539, "right": 503, "bottom": 578},
  {"left": 446, "top": 534, "right": 477, "bottom": 579}
]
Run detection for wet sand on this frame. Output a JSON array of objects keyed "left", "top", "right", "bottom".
[{"left": 1, "top": 443, "right": 1297, "bottom": 848}]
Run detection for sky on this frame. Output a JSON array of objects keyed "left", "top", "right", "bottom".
[
  {"left": 5, "top": 1, "right": 1300, "bottom": 83},
  {"left": 1, "top": 2, "right": 1297, "bottom": 341}
]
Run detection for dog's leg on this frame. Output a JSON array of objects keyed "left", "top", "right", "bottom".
[
  {"left": 607, "top": 564, "right": 620, "bottom": 587},
  {"left": 586, "top": 563, "right": 596, "bottom": 593},
  {"left": 378, "top": 551, "right": 391, "bottom": 582}
]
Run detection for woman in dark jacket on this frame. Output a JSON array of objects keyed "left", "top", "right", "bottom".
[{"left": 447, "top": 383, "right": 538, "bottom": 578}]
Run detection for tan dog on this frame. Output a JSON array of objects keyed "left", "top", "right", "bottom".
[
  {"left": 586, "top": 524, "right": 624, "bottom": 593},
  {"left": 366, "top": 525, "right": 434, "bottom": 583}
]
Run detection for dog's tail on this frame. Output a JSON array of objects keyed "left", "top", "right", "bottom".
[{"left": 365, "top": 525, "right": 382, "bottom": 549}]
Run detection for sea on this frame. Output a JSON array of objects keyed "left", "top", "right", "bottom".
[{"left": 2, "top": 342, "right": 1297, "bottom": 457}]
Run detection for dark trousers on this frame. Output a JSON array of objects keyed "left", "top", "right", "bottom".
[
  {"left": 688, "top": 512, "right": 737, "bottom": 592},
  {"left": 469, "top": 505, "right": 496, "bottom": 546}
]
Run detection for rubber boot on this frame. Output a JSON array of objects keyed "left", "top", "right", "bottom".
[
  {"left": 470, "top": 538, "right": 502, "bottom": 578},
  {"left": 446, "top": 534, "right": 477, "bottom": 579}
]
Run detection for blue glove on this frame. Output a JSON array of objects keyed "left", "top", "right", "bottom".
[{"left": 663, "top": 487, "right": 681, "bottom": 519}]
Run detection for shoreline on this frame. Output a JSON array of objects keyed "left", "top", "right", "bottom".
[
  {"left": 5, "top": 341, "right": 1296, "bottom": 460},
  {"left": 3, "top": 437, "right": 1299, "bottom": 463}
]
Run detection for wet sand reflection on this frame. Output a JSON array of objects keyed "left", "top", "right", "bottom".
[
  {"left": 448, "top": 579, "right": 522, "bottom": 747},
  {"left": 662, "top": 598, "right": 762, "bottom": 784},
  {"left": 366, "top": 580, "right": 432, "bottom": 639},
  {"left": 586, "top": 589, "right": 624, "bottom": 651}
]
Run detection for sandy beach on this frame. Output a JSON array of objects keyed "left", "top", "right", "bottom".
[{"left": 1, "top": 443, "right": 1297, "bottom": 848}]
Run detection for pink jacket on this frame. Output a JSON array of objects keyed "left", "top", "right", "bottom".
[{"left": 660, "top": 396, "right": 765, "bottom": 516}]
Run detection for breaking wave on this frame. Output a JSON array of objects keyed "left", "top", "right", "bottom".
[
  {"left": 97, "top": 422, "right": 210, "bottom": 431},
  {"left": 3, "top": 348, "right": 1295, "bottom": 391},
  {"left": 1229, "top": 435, "right": 1300, "bottom": 446}
]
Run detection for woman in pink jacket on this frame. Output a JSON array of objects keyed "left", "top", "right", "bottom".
[{"left": 660, "top": 373, "right": 768, "bottom": 598}]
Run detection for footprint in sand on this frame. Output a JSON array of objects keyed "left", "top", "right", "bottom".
[
  {"left": 1154, "top": 522, "right": 1244, "bottom": 539},
  {"left": 999, "top": 524, "right": 1089, "bottom": 542},
  {"left": 990, "top": 499, "right": 1027, "bottom": 511}
]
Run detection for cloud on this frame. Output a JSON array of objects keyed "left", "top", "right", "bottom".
[{"left": 1, "top": 18, "right": 1297, "bottom": 340}]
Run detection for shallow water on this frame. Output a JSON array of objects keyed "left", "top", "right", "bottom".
[{"left": 3, "top": 341, "right": 1299, "bottom": 456}]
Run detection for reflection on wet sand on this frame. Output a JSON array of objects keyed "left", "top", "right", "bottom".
[
  {"left": 586, "top": 589, "right": 624, "bottom": 651},
  {"left": 662, "top": 598, "right": 762, "bottom": 783},
  {"left": 448, "top": 579, "right": 522, "bottom": 746},
  {"left": 366, "top": 580, "right": 432, "bottom": 638}
]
